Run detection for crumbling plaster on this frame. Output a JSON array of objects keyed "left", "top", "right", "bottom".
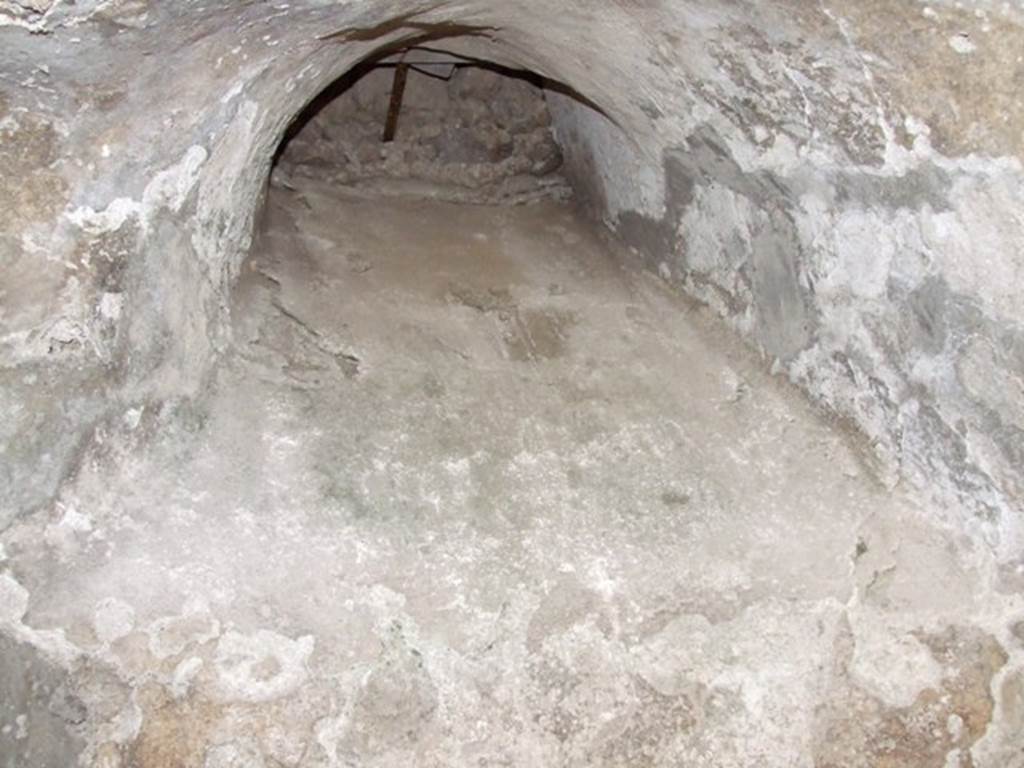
[
  {"left": 1, "top": 1, "right": 1022, "bottom": 560},
  {"left": 2, "top": 4, "right": 1024, "bottom": 763},
  {"left": 549, "top": 1, "right": 1024, "bottom": 563}
]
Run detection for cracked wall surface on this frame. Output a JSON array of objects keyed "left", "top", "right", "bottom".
[
  {"left": 546, "top": 1, "right": 1024, "bottom": 562},
  {"left": 3, "top": 1, "right": 1021, "bottom": 550},
  {"left": 1, "top": 0, "right": 1023, "bottom": 765},
  {"left": 3, "top": 182, "right": 1022, "bottom": 767}
]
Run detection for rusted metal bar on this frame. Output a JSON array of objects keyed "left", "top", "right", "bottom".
[{"left": 382, "top": 62, "right": 409, "bottom": 143}]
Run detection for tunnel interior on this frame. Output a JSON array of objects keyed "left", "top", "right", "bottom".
[
  {"left": 236, "top": 43, "right": 625, "bottom": 382},
  {"left": 270, "top": 48, "right": 577, "bottom": 205},
  {"left": 2, "top": 3, "right": 1024, "bottom": 767},
  {"left": 238, "top": 44, "right": 622, "bottom": 393}
]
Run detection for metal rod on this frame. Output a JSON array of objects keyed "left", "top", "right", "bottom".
[{"left": 382, "top": 62, "right": 409, "bottom": 143}]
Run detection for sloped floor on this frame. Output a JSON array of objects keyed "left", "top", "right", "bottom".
[{"left": 1, "top": 180, "right": 1021, "bottom": 767}]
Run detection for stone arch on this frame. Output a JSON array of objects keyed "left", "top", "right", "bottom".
[
  {"left": 3, "top": 0, "right": 1022, "bottom": 555},
  {"left": 123, "top": 4, "right": 663, "bottom": 392}
]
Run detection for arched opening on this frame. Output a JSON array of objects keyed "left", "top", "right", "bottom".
[
  {"left": 271, "top": 49, "right": 579, "bottom": 204},
  {"left": 2, "top": 3, "right": 1022, "bottom": 766},
  {"left": 233, "top": 42, "right": 622, "bottom": 383}
]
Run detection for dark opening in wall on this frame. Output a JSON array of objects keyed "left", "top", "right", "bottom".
[{"left": 271, "top": 47, "right": 576, "bottom": 205}]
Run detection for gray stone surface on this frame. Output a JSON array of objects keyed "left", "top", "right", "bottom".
[
  {"left": 3, "top": 1, "right": 1019, "bottom": 548},
  {"left": 2, "top": 181, "right": 1021, "bottom": 766},
  {"left": 1, "top": 0, "right": 1023, "bottom": 764},
  {"left": 546, "top": 10, "right": 1024, "bottom": 559}
]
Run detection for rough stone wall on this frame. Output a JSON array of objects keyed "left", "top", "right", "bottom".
[
  {"left": 548, "top": 3, "right": 1024, "bottom": 563},
  {"left": 277, "top": 61, "right": 567, "bottom": 203},
  {"left": 2, "top": 2, "right": 1024, "bottom": 766},
  {"left": 0, "top": 0, "right": 1022, "bottom": 557}
]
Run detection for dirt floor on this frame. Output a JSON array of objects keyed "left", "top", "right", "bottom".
[{"left": 1, "top": 179, "right": 1020, "bottom": 767}]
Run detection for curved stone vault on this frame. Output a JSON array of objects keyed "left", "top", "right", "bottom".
[{"left": 1, "top": 1, "right": 1023, "bottom": 766}]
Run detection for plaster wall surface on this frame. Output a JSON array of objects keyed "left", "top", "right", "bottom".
[
  {"left": 2, "top": 178, "right": 1022, "bottom": 768},
  {"left": 1, "top": 1, "right": 1021, "bottom": 555},
  {"left": 1, "top": 0, "right": 1024, "bottom": 765}
]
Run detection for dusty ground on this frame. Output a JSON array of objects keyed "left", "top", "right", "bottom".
[{"left": 1, "top": 181, "right": 1022, "bottom": 767}]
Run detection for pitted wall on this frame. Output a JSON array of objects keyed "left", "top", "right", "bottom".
[{"left": 1, "top": 0, "right": 1021, "bottom": 561}]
